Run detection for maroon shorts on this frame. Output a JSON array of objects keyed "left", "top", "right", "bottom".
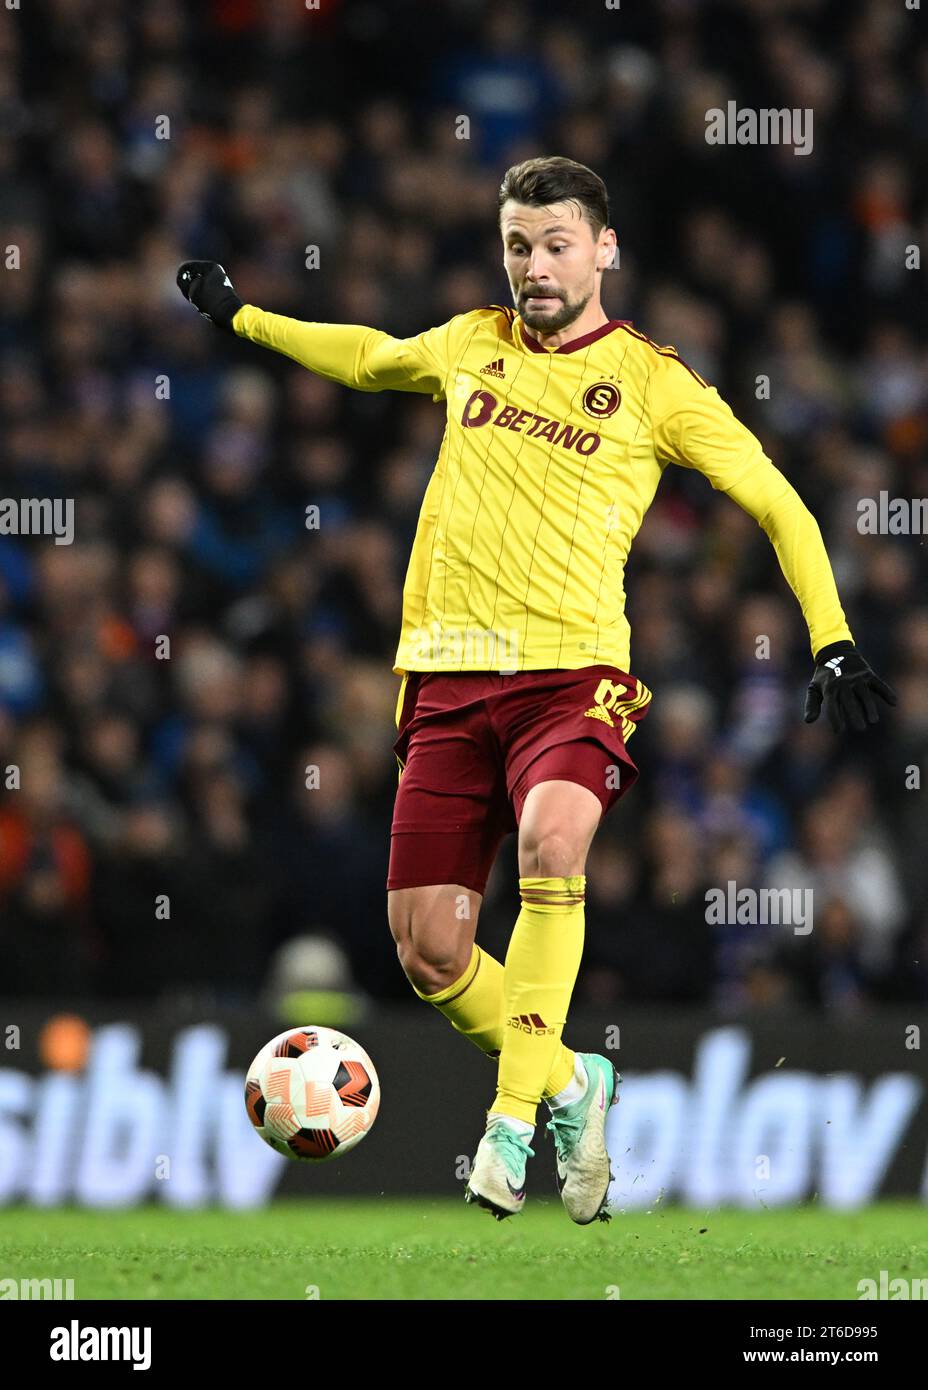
[{"left": 387, "top": 665, "right": 651, "bottom": 894}]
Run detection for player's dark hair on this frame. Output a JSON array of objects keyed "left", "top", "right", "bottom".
[{"left": 497, "top": 156, "right": 610, "bottom": 238}]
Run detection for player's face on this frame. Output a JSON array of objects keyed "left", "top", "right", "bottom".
[{"left": 501, "top": 199, "right": 610, "bottom": 333}]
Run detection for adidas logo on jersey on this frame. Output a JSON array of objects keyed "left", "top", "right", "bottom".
[{"left": 480, "top": 357, "right": 506, "bottom": 378}]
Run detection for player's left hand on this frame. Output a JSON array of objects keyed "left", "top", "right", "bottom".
[{"left": 804, "top": 641, "right": 896, "bottom": 733}]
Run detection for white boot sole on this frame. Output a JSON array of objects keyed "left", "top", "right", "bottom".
[
  {"left": 561, "top": 1064, "right": 619, "bottom": 1225},
  {"left": 464, "top": 1137, "right": 526, "bottom": 1221}
]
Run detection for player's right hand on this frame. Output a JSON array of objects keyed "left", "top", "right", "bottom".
[{"left": 176, "top": 261, "right": 244, "bottom": 332}]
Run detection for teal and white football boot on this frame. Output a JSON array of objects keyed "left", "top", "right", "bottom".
[
  {"left": 464, "top": 1116, "right": 535, "bottom": 1220},
  {"left": 545, "top": 1053, "right": 619, "bottom": 1224}
]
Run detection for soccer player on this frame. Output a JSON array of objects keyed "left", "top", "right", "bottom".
[{"left": 178, "top": 155, "right": 895, "bottom": 1224}]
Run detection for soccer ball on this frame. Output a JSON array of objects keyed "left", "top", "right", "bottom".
[{"left": 245, "top": 1026, "right": 380, "bottom": 1161}]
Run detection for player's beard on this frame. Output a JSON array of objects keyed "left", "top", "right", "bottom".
[{"left": 515, "top": 282, "right": 593, "bottom": 333}]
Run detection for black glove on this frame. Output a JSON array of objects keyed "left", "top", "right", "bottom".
[
  {"left": 804, "top": 640, "right": 896, "bottom": 733},
  {"left": 176, "top": 261, "right": 243, "bottom": 332}
]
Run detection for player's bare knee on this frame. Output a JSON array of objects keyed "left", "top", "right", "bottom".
[
  {"left": 520, "top": 829, "right": 586, "bottom": 879},
  {"left": 395, "top": 938, "right": 467, "bottom": 995},
  {"left": 395, "top": 926, "right": 473, "bottom": 994},
  {"left": 387, "top": 886, "right": 477, "bottom": 994}
]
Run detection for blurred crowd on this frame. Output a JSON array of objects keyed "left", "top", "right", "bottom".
[{"left": 1, "top": 0, "right": 926, "bottom": 1011}]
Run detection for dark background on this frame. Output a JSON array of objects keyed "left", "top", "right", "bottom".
[{"left": 0, "top": 0, "right": 926, "bottom": 1015}]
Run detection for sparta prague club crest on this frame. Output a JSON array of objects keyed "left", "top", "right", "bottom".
[{"left": 582, "top": 381, "right": 622, "bottom": 418}]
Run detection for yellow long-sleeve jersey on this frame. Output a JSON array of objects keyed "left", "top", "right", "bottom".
[{"left": 233, "top": 303, "right": 852, "bottom": 675}]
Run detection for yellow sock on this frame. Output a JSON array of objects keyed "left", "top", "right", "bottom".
[
  {"left": 490, "top": 876, "right": 586, "bottom": 1125},
  {"left": 412, "top": 943, "right": 575, "bottom": 1099}
]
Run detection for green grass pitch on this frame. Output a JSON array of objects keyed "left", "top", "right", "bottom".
[{"left": 2, "top": 1200, "right": 925, "bottom": 1300}]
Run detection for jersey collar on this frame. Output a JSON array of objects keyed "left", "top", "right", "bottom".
[{"left": 515, "top": 317, "right": 632, "bottom": 355}]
